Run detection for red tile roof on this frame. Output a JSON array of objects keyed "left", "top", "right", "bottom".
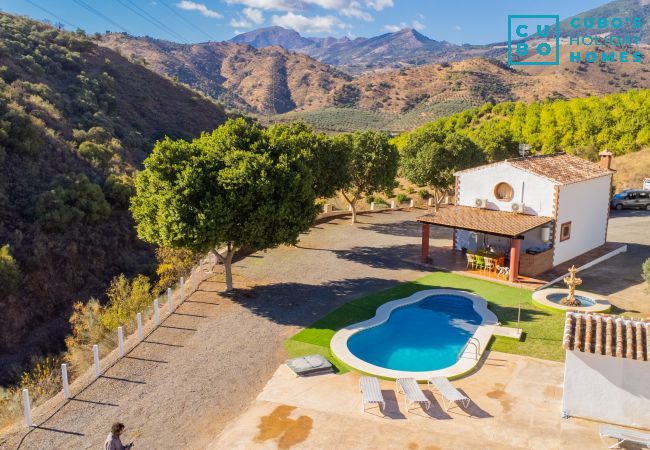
[
  {"left": 563, "top": 312, "right": 650, "bottom": 362},
  {"left": 417, "top": 205, "right": 553, "bottom": 238},
  {"left": 456, "top": 153, "right": 613, "bottom": 185}
]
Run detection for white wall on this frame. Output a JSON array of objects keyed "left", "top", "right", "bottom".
[
  {"left": 562, "top": 351, "right": 650, "bottom": 429},
  {"left": 458, "top": 163, "right": 556, "bottom": 216},
  {"left": 553, "top": 176, "right": 611, "bottom": 265}
]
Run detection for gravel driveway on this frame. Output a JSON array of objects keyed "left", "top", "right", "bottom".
[{"left": 1, "top": 210, "right": 441, "bottom": 450}]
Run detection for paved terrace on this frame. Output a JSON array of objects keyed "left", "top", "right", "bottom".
[{"left": 209, "top": 353, "right": 604, "bottom": 450}]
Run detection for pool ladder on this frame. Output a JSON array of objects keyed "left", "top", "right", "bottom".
[{"left": 467, "top": 337, "right": 481, "bottom": 360}]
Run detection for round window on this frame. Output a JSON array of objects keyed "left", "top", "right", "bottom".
[{"left": 494, "top": 182, "right": 514, "bottom": 201}]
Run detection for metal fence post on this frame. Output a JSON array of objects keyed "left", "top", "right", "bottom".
[
  {"left": 167, "top": 287, "right": 173, "bottom": 313},
  {"left": 22, "top": 389, "right": 33, "bottom": 427},
  {"left": 390, "top": 200, "right": 395, "bottom": 209},
  {"left": 154, "top": 299, "right": 160, "bottom": 325},
  {"left": 370, "top": 202, "right": 375, "bottom": 211},
  {"left": 61, "top": 363, "right": 69, "bottom": 399},
  {"left": 118, "top": 326, "right": 124, "bottom": 357},
  {"left": 93, "top": 345, "right": 100, "bottom": 378},
  {"left": 410, "top": 199, "right": 414, "bottom": 208},
  {"left": 137, "top": 313, "right": 143, "bottom": 341}
]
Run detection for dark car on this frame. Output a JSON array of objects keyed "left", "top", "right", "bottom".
[{"left": 611, "top": 189, "right": 650, "bottom": 210}]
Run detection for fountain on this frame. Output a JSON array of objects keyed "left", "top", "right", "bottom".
[
  {"left": 560, "top": 266, "right": 583, "bottom": 307},
  {"left": 531, "top": 266, "right": 611, "bottom": 313}
]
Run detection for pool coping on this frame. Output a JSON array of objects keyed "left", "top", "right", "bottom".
[
  {"left": 531, "top": 288, "right": 611, "bottom": 313},
  {"left": 330, "top": 289, "right": 498, "bottom": 381}
]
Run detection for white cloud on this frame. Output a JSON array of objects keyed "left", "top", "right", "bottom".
[
  {"left": 225, "top": 0, "right": 295, "bottom": 10},
  {"left": 412, "top": 20, "right": 425, "bottom": 31},
  {"left": 383, "top": 22, "right": 404, "bottom": 32},
  {"left": 176, "top": 1, "right": 223, "bottom": 18},
  {"left": 231, "top": 17, "right": 253, "bottom": 27},
  {"left": 366, "top": 0, "right": 393, "bottom": 11},
  {"left": 243, "top": 7, "right": 265, "bottom": 24},
  {"left": 384, "top": 18, "right": 425, "bottom": 33},
  {"left": 340, "top": 1, "right": 372, "bottom": 21},
  {"left": 225, "top": 0, "right": 393, "bottom": 14},
  {"left": 271, "top": 12, "right": 348, "bottom": 33},
  {"left": 454, "top": 25, "right": 462, "bottom": 31}
]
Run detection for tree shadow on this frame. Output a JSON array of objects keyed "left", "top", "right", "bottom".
[
  {"left": 360, "top": 221, "right": 451, "bottom": 239},
  {"left": 227, "top": 277, "right": 406, "bottom": 328},
  {"left": 333, "top": 244, "right": 424, "bottom": 270}
]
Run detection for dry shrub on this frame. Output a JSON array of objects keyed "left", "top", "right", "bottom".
[{"left": 153, "top": 247, "right": 197, "bottom": 296}]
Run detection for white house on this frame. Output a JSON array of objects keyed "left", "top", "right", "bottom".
[
  {"left": 562, "top": 312, "right": 650, "bottom": 429},
  {"left": 418, "top": 152, "right": 614, "bottom": 281}
]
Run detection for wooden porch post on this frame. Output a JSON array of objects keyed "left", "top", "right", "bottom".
[
  {"left": 509, "top": 238, "right": 521, "bottom": 282},
  {"left": 421, "top": 223, "right": 430, "bottom": 263}
]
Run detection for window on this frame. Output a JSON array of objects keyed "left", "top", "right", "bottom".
[
  {"left": 560, "top": 222, "right": 572, "bottom": 242},
  {"left": 639, "top": 192, "right": 649, "bottom": 199},
  {"left": 494, "top": 182, "right": 514, "bottom": 201}
]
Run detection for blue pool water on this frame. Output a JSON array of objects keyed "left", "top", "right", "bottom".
[{"left": 347, "top": 295, "right": 482, "bottom": 372}]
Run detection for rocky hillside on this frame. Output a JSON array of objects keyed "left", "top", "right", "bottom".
[
  {"left": 100, "top": 33, "right": 351, "bottom": 114},
  {"left": 0, "top": 13, "right": 226, "bottom": 376}
]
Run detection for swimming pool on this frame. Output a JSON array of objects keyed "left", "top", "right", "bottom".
[{"left": 330, "top": 289, "right": 497, "bottom": 380}]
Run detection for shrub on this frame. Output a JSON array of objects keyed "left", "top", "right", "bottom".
[
  {"left": 99, "top": 275, "right": 153, "bottom": 331},
  {"left": 332, "top": 83, "right": 360, "bottom": 108},
  {"left": 643, "top": 258, "right": 650, "bottom": 289},
  {"left": 406, "top": 187, "right": 416, "bottom": 194},
  {"left": 383, "top": 188, "right": 394, "bottom": 198},
  {"left": 396, "top": 193, "right": 409, "bottom": 204},
  {"left": 35, "top": 174, "right": 111, "bottom": 230},
  {"left": 103, "top": 174, "right": 135, "bottom": 208},
  {"left": 418, "top": 188, "right": 430, "bottom": 199},
  {"left": 77, "top": 141, "right": 113, "bottom": 168},
  {"left": 0, "top": 245, "right": 21, "bottom": 297},
  {"left": 154, "top": 247, "right": 198, "bottom": 296}
]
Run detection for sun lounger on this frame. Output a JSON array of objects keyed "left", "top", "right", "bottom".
[
  {"left": 396, "top": 378, "right": 430, "bottom": 412},
  {"left": 285, "top": 354, "right": 333, "bottom": 377},
  {"left": 428, "top": 377, "right": 470, "bottom": 411},
  {"left": 359, "top": 376, "right": 385, "bottom": 412},
  {"left": 599, "top": 424, "right": 650, "bottom": 449}
]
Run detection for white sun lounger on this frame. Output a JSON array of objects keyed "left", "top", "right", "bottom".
[
  {"left": 599, "top": 424, "right": 650, "bottom": 449},
  {"left": 428, "top": 377, "right": 470, "bottom": 411},
  {"left": 359, "top": 376, "right": 385, "bottom": 412},
  {"left": 396, "top": 378, "right": 430, "bottom": 412}
]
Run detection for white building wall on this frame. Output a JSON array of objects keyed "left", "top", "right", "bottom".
[
  {"left": 553, "top": 176, "right": 611, "bottom": 265},
  {"left": 562, "top": 351, "right": 650, "bottom": 429},
  {"left": 458, "top": 163, "right": 556, "bottom": 216}
]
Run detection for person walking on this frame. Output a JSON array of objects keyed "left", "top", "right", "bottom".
[{"left": 104, "top": 422, "right": 133, "bottom": 449}]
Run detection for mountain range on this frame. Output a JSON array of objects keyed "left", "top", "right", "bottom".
[{"left": 230, "top": 27, "right": 502, "bottom": 74}]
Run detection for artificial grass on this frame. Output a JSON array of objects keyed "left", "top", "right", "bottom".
[{"left": 285, "top": 271, "right": 567, "bottom": 373}]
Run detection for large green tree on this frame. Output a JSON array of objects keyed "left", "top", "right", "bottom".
[
  {"left": 265, "top": 122, "right": 349, "bottom": 199},
  {"left": 131, "top": 119, "right": 321, "bottom": 291},
  {"left": 338, "top": 131, "right": 399, "bottom": 224},
  {"left": 401, "top": 131, "right": 485, "bottom": 211}
]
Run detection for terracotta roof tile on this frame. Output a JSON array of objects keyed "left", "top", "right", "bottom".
[
  {"left": 456, "top": 153, "right": 613, "bottom": 185},
  {"left": 417, "top": 205, "right": 553, "bottom": 238},
  {"left": 563, "top": 312, "right": 650, "bottom": 361},
  {"left": 509, "top": 154, "right": 612, "bottom": 185}
]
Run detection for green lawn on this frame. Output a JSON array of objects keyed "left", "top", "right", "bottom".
[{"left": 285, "top": 271, "right": 566, "bottom": 373}]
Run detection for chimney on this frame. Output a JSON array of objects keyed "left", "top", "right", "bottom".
[{"left": 598, "top": 150, "right": 613, "bottom": 171}]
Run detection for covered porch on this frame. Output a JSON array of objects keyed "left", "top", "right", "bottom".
[{"left": 418, "top": 206, "right": 554, "bottom": 284}]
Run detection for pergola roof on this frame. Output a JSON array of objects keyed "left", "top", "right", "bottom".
[{"left": 417, "top": 205, "right": 553, "bottom": 238}]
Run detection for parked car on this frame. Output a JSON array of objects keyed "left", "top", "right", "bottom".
[{"left": 610, "top": 189, "right": 650, "bottom": 210}]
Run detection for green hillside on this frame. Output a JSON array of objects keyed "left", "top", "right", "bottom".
[
  {"left": 0, "top": 13, "right": 226, "bottom": 375},
  {"left": 395, "top": 90, "right": 650, "bottom": 160}
]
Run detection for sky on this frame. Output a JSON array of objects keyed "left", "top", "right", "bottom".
[{"left": 0, "top": 0, "right": 611, "bottom": 44}]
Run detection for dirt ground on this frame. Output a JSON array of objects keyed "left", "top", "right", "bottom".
[{"left": 0, "top": 210, "right": 437, "bottom": 449}]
